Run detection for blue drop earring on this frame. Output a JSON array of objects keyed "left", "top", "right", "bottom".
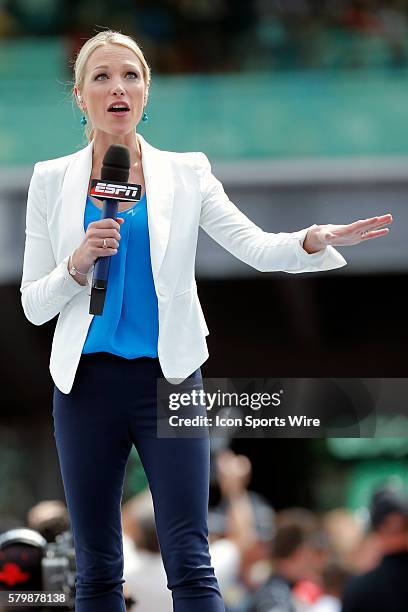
[
  {"left": 80, "top": 115, "right": 87, "bottom": 126},
  {"left": 142, "top": 110, "right": 149, "bottom": 123}
]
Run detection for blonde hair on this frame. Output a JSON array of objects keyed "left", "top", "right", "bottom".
[{"left": 71, "top": 29, "right": 151, "bottom": 142}]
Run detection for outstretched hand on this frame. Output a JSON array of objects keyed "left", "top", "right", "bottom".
[{"left": 316, "top": 213, "right": 393, "bottom": 247}]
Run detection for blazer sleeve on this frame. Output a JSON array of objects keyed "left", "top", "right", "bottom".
[
  {"left": 194, "top": 152, "right": 347, "bottom": 273},
  {"left": 20, "top": 161, "right": 89, "bottom": 326}
]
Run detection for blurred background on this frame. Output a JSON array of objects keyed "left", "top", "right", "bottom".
[{"left": 0, "top": 1, "right": 407, "bottom": 610}]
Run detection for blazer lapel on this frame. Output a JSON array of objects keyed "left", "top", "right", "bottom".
[
  {"left": 138, "top": 133, "right": 175, "bottom": 280},
  {"left": 60, "top": 133, "right": 175, "bottom": 284},
  {"left": 60, "top": 139, "right": 93, "bottom": 261}
]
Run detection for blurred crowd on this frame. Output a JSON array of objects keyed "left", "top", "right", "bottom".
[
  {"left": 1, "top": 447, "right": 407, "bottom": 611},
  {"left": 1, "top": 1, "right": 408, "bottom": 71}
]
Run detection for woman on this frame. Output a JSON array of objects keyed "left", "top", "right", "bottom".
[{"left": 20, "top": 30, "right": 392, "bottom": 612}]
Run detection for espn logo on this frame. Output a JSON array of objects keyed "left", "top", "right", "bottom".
[{"left": 90, "top": 179, "right": 141, "bottom": 202}]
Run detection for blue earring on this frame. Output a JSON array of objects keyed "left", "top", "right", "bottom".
[
  {"left": 142, "top": 110, "right": 149, "bottom": 122},
  {"left": 80, "top": 115, "right": 87, "bottom": 126}
]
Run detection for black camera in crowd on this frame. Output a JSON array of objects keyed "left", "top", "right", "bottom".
[{"left": 0, "top": 528, "right": 75, "bottom": 610}]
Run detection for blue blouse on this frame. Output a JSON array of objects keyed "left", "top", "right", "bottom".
[{"left": 81, "top": 192, "right": 159, "bottom": 358}]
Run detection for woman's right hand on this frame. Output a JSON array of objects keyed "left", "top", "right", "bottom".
[{"left": 72, "top": 217, "right": 125, "bottom": 273}]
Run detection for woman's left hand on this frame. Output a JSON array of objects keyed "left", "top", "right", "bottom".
[{"left": 305, "top": 213, "right": 393, "bottom": 251}]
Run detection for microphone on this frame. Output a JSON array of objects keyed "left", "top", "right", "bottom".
[{"left": 89, "top": 144, "right": 141, "bottom": 315}]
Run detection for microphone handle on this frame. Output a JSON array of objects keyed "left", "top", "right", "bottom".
[{"left": 92, "top": 198, "right": 119, "bottom": 289}]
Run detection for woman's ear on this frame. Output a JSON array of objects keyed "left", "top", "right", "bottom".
[{"left": 74, "top": 86, "right": 84, "bottom": 109}]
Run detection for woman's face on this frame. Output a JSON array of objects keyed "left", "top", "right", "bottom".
[{"left": 76, "top": 43, "right": 147, "bottom": 137}]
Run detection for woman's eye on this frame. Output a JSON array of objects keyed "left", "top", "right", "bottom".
[{"left": 95, "top": 72, "right": 138, "bottom": 80}]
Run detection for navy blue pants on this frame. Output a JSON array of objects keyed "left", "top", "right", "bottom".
[{"left": 52, "top": 353, "right": 225, "bottom": 612}]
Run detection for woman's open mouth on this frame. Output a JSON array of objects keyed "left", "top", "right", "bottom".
[{"left": 107, "top": 104, "right": 130, "bottom": 116}]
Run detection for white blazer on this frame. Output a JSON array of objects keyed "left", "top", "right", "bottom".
[{"left": 20, "top": 133, "right": 347, "bottom": 394}]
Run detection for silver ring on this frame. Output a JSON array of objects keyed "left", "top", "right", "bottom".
[{"left": 103, "top": 238, "right": 108, "bottom": 249}]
